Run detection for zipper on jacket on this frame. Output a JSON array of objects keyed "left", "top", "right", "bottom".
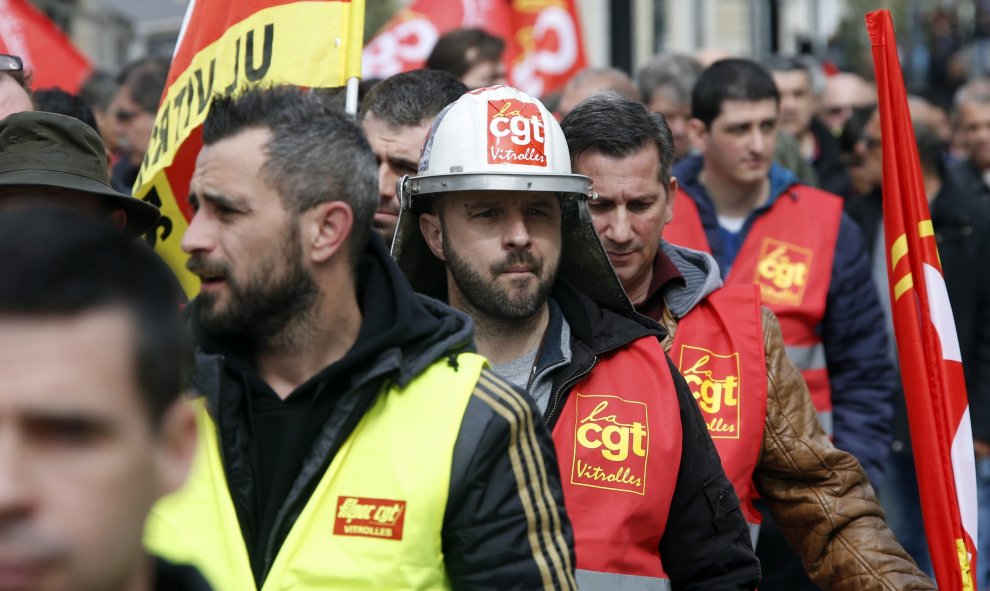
[{"left": 544, "top": 356, "right": 598, "bottom": 429}]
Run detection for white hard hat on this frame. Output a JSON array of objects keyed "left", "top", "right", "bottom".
[{"left": 391, "top": 85, "right": 631, "bottom": 311}]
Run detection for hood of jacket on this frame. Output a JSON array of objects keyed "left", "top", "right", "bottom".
[
  {"left": 188, "top": 234, "right": 475, "bottom": 407},
  {"left": 658, "top": 240, "right": 723, "bottom": 319}
]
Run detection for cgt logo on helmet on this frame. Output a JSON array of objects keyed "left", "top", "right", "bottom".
[{"left": 487, "top": 99, "right": 548, "bottom": 167}]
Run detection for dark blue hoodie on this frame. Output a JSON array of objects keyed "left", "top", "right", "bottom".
[{"left": 671, "top": 155, "right": 896, "bottom": 488}]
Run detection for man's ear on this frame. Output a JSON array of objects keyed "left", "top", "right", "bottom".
[
  {"left": 664, "top": 176, "right": 678, "bottom": 225},
  {"left": 307, "top": 201, "right": 354, "bottom": 264},
  {"left": 687, "top": 118, "right": 708, "bottom": 153},
  {"left": 419, "top": 211, "right": 446, "bottom": 262},
  {"left": 108, "top": 210, "right": 127, "bottom": 231},
  {"left": 154, "top": 397, "right": 198, "bottom": 497}
]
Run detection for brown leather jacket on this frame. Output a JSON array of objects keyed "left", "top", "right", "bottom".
[{"left": 658, "top": 304, "right": 934, "bottom": 590}]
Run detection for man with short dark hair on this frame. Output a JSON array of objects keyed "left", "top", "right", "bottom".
[
  {"left": 145, "top": 86, "right": 575, "bottom": 591},
  {"left": 0, "top": 53, "right": 33, "bottom": 120},
  {"left": 666, "top": 58, "right": 896, "bottom": 591},
  {"left": 0, "top": 207, "right": 206, "bottom": 591},
  {"left": 32, "top": 88, "right": 101, "bottom": 132},
  {"left": 0, "top": 110, "right": 161, "bottom": 238},
  {"left": 763, "top": 54, "right": 850, "bottom": 197},
  {"left": 111, "top": 56, "right": 170, "bottom": 193},
  {"left": 426, "top": 28, "right": 506, "bottom": 89},
  {"left": 563, "top": 91, "right": 935, "bottom": 591},
  {"left": 360, "top": 69, "right": 467, "bottom": 241},
  {"left": 394, "top": 84, "right": 759, "bottom": 591}
]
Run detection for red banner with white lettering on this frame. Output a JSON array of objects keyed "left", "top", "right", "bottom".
[
  {"left": 867, "top": 10, "right": 979, "bottom": 590},
  {"left": 362, "top": 0, "right": 585, "bottom": 96},
  {"left": 0, "top": 0, "right": 91, "bottom": 92}
]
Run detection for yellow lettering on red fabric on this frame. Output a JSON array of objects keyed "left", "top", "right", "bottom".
[
  {"left": 571, "top": 395, "right": 649, "bottom": 495},
  {"left": 678, "top": 345, "right": 742, "bottom": 439},
  {"left": 753, "top": 237, "right": 813, "bottom": 306}
]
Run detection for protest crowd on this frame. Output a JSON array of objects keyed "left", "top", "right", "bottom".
[{"left": 0, "top": 2, "right": 989, "bottom": 591}]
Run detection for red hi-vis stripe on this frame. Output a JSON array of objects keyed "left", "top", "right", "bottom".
[{"left": 867, "top": 10, "right": 978, "bottom": 590}]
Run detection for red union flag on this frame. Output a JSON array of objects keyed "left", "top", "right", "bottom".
[
  {"left": 867, "top": 10, "right": 978, "bottom": 590},
  {"left": 133, "top": 0, "right": 364, "bottom": 297},
  {"left": 362, "top": 0, "right": 585, "bottom": 96},
  {"left": 0, "top": 0, "right": 91, "bottom": 92}
]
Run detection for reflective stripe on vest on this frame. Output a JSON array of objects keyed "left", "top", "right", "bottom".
[
  {"left": 785, "top": 343, "right": 832, "bottom": 435},
  {"left": 670, "top": 284, "right": 768, "bottom": 526},
  {"left": 749, "top": 523, "right": 762, "bottom": 549},
  {"left": 577, "top": 569, "right": 672, "bottom": 590},
  {"left": 552, "top": 336, "right": 682, "bottom": 584},
  {"left": 145, "top": 353, "right": 487, "bottom": 591},
  {"left": 666, "top": 187, "right": 842, "bottom": 430}
]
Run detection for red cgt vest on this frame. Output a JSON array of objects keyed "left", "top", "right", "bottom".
[
  {"left": 669, "top": 284, "right": 767, "bottom": 527},
  {"left": 665, "top": 186, "right": 842, "bottom": 434},
  {"left": 553, "top": 336, "right": 682, "bottom": 588}
]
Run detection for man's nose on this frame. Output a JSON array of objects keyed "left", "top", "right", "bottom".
[
  {"left": 180, "top": 209, "right": 215, "bottom": 255},
  {"left": 0, "top": 429, "right": 33, "bottom": 523}
]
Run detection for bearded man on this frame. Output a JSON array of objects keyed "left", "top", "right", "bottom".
[{"left": 143, "top": 86, "right": 576, "bottom": 591}]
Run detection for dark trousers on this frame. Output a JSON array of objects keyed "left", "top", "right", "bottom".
[{"left": 754, "top": 500, "right": 821, "bottom": 591}]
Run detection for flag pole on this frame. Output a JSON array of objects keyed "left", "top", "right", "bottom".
[{"left": 345, "top": 76, "right": 360, "bottom": 116}]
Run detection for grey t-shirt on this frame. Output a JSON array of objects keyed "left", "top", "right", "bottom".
[{"left": 492, "top": 349, "right": 538, "bottom": 394}]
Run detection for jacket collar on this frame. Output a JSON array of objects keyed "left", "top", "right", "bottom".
[{"left": 673, "top": 154, "right": 801, "bottom": 217}]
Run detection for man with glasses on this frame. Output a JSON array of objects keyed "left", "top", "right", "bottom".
[
  {"left": 0, "top": 54, "right": 33, "bottom": 120},
  {"left": 110, "top": 56, "right": 170, "bottom": 194}
]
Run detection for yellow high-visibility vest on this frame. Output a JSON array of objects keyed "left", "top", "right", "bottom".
[{"left": 145, "top": 353, "right": 486, "bottom": 591}]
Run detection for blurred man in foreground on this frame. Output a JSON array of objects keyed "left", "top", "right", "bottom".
[{"left": 0, "top": 208, "right": 204, "bottom": 591}]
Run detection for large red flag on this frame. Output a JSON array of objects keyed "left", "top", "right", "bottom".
[
  {"left": 362, "top": 0, "right": 585, "bottom": 96},
  {"left": 867, "top": 10, "right": 979, "bottom": 590},
  {"left": 0, "top": 0, "right": 91, "bottom": 92}
]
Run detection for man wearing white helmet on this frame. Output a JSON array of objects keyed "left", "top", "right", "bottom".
[{"left": 393, "top": 85, "right": 760, "bottom": 591}]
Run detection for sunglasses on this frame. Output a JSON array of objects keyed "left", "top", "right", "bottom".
[
  {"left": 859, "top": 135, "right": 883, "bottom": 150},
  {"left": 114, "top": 108, "right": 144, "bottom": 123},
  {"left": 0, "top": 54, "right": 25, "bottom": 86}
]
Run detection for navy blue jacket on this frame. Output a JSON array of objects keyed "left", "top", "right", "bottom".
[{"left": 672, "top": 156, "right": 896, "bottom": 487}]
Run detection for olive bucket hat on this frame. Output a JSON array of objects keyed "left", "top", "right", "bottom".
[{"left": 0, "top": 111, "right": 160, "bottom": 237}]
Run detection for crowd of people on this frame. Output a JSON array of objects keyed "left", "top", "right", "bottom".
[{"left": 0, "top": 21, "right": 987, "bottom": 591}]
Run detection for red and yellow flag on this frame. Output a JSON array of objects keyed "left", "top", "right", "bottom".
[
  {"left": 135, "top": 0, "right": 364, "bottom": 297},
  {"left": 867, "top": 10, "right": 978, "bottom": 590}
]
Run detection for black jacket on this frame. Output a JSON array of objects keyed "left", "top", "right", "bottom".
[
  {"left": 542, "top": 281, "right": 761, "bottom": 591},
  {"left": 189, "top": 236, "right": 576, "bottom": 590},
  {"left": 810, "top": 118, "right": 852, "bottom": 199},
  {"left": 846, "top": 182, "right": 990, "bottom": 443},
  {"left": 948, "top": 158, "right": 990, "bottom": 210},
  {"left": 153, "top": 556, "right": 212, "bottom": 590}
]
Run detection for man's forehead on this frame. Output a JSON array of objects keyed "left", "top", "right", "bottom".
[
  {"left": 648, "top": 90, "right": 689, "bottom": 114},
  {"left": 364, "top": 114, "right": 431, "bottom": 147},
  {"left": 959, "top": 101, "right": 990, "bottom": 120},
  {"left": 0, "top": 310, "right": 141, "bottom": 411},
  {"left": 714, "top": 98, "right": 779, "bottom": 123},
  {"left": 193, "top": 128, "right": 270, "bottom": 183},
  {"left": 772, "top": 69, "right": 811, "bottom": 90}
]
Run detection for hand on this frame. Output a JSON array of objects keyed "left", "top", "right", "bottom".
[{"left": 974, "top": 439, "right": 990, "bottom": 458}]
